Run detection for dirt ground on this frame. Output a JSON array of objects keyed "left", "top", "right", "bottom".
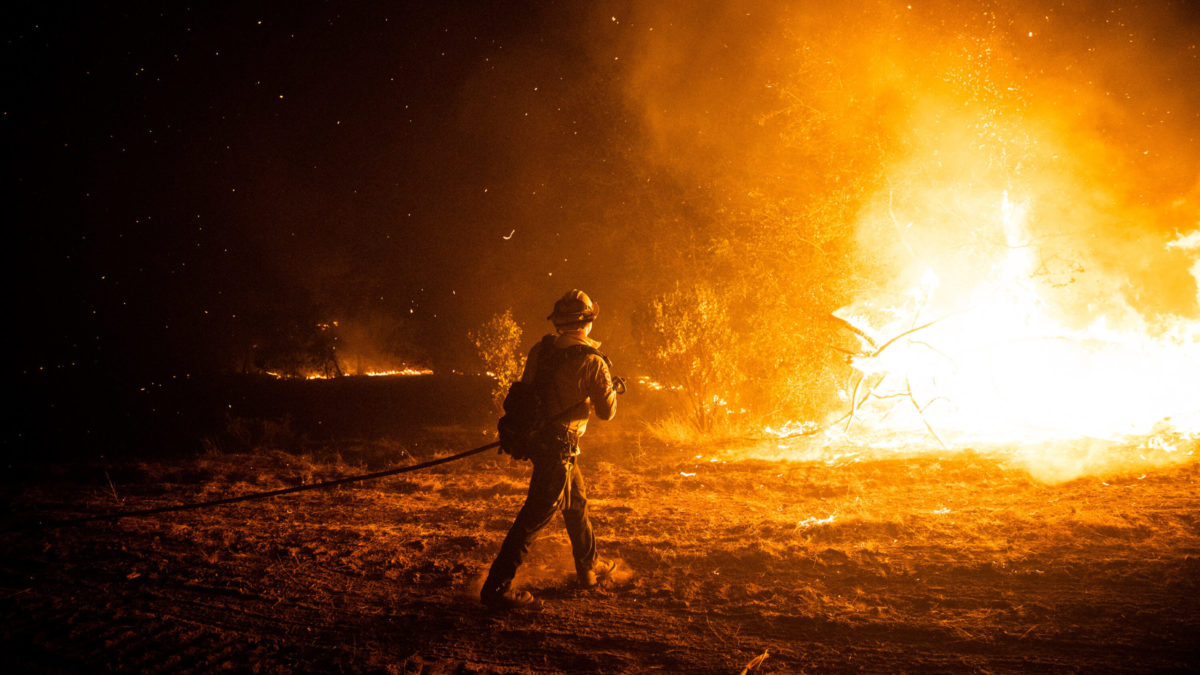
[{"left": 4, "top": 415, "right": 1200, "bottom": 673}]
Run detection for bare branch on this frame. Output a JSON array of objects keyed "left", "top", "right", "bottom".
[
  {"left": 846, "top": 372, "right": 886, "bottom": 434},
  {"left": 845, "top": 371, "right": 865, "bottom": 433},
  {"left": 872, "top": 314, "right": 953, "bottom": 357},
  {"left": 906, "top": 374, "right": 949, "bottom": 451},
  {"left": 824, "top": 314, "right": 878, "bottom": 352},
  {"left": 918, "top": 396, "right": 951, "bottom": 414},
  {"left": 908, "top": 340, "right": 955, "bottom": 365}
]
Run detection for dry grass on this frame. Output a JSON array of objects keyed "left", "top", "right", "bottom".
[
  {"left": 642, "top": 409, "right": 759, "bottom": 448},
  {"left": 3, "top": 424, "right": 1199, "bottom": 672}
]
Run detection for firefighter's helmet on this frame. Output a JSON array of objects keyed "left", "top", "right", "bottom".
[{"left": 547, "top": 289, "right": 598, "bottom": 326}]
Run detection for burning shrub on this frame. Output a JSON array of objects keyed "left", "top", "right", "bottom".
[{"left": 469, "top": 309, "right": 524, "bottom": 411}]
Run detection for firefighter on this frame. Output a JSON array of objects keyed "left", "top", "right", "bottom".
[{"left": 480, "top": 289, "right": 619, "bottom": 609}]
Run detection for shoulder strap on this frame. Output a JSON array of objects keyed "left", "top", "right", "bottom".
[
  {"left": 563, "top": 344, "right": 602, "bottom": 360},
  {"left": 534, "top": 342, "right": 603, "bottom": 384},
  {"left": 532, "top": 336, "right": 563, "bottom": 418},
  {"left": 532, "top": 337, "right": 605, "bottom": 423}
]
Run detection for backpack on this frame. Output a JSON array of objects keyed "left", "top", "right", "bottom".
[{"left": 497, "top": 335, "right": 602, "bottom": 461}]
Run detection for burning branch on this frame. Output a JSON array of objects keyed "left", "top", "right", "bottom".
[
  {"left": 834, "top": 311, "right": 955, "bottom": 446},
  {"left": 869, "top": 314, "right": 951, "bottom": 358},
  {"left": 823, "top": 313, "right": 878, "bottom": 353},
  {"left": 751, "top": 311, "right": 956, "bottom": 443},
  {"left": 844, "top": 370, "right": 878, "bottom": 434},
  {"left": 905, "top": 374, "right": 949, "bottom": 451}
]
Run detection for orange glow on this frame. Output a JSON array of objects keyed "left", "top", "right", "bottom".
[
  {"left": 263, "top": 366, "right": 432, "bottom": 380},
  {"left": 635, "top": 375, "right": 683, "bottom": 392},
  {"left": 737, "top": 10, "right": 1200, "bottom": 481},
  {"left": 361, "top": 367, "right": 434, "bottom": 377},
  {"left": 837, "top": 189, "right": 1200, "bottom": 445}
]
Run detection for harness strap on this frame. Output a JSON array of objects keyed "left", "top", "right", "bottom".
[
  {"left": 533, "top": 337, "right": 603, "bottom": 434},
  {"left": 532, "top": 336, "right": 602, "bottom": 511},
  {"left": 560, "top": 455, "right": 575, "bottom": 511}
]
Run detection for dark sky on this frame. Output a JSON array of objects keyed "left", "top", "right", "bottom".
[
  {"left": 9, "top": 0, "right": 1200, "bottom": 386},
  {"left": 9, "top": 1, "right": 644, "bottom": 381}
]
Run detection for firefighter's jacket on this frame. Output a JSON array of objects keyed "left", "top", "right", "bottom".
[{"left": 519, "top": 331, "right": 617, "bottom": 438}]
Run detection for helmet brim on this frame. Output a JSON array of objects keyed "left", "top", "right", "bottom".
[{"left": 547, "top": 301, "right": 599, "bottom": 323}]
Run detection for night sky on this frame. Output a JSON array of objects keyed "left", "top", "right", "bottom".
[
  {"left": 9, "top": 1, "right": 1200, "bottom": 391},
  {"left": 10, "top": 1, "right": 647, "bottom": 384}
]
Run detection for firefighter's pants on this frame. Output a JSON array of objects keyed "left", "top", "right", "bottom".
[{"left": 482, "top": 456, "right": 596, "bottom": 597}]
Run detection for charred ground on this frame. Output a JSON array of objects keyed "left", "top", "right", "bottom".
[{"left": 3, "top": 376, "right": 1199, "bottom": 673}]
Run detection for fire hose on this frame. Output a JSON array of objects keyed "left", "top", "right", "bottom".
[
  {"left": 27, "top": 377, "right": 627, "bottom": 531},
  {"left": 30, "top": 440, "right": 501, "bottom": 530}
]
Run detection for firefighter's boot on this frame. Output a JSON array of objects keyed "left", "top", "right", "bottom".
[{"left": 577, "top": 559, "right": 616, "bottom": 588}]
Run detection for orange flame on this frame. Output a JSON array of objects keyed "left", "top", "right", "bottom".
[
  {"left": 263, "top": 366, "right": 432, "bottom": 380},
  {"left": 837, "top": 190, "right": 1200, "bottom": 447}
]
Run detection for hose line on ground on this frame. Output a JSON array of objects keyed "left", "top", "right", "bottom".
[{"left": 26, "top": 441, "right": 501, "bottom": 531}]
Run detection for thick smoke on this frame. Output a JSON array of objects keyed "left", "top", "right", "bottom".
[
  {"left": 596, "top": 0, "right": 1200, "bottom": 324},
  {"left": 140, "top": 0, "right": 1196, "bottom": 375}
]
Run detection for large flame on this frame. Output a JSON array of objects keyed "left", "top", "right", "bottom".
[
  {"left": 612, "top": 2, "right": 1200, "bottom": 479},
  {"left": 778, "top": 52, "right": 1200, "bottom": 483},
  {"left": 839, "top": 191, "right": 1200, "bottom": 445}
]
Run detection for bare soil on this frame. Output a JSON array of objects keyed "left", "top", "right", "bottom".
[{"left": 4, "top": 405, "right": 1200, "bottom": 673}]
